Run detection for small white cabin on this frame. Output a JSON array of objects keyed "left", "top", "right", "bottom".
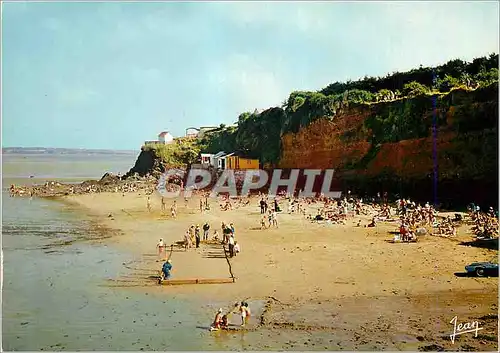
[
  {"left": 212, "top": 151, "right": 227, "bottom": 170},
  {"left": 158, "top": 131, "right": 174, "bottom": 144},
  {"left": 200, "top": 153, "right": 215, "bottom": 166}
]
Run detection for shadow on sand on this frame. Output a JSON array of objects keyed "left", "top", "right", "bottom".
[
  {"left": 459, "top": 238, "right": 498, "bottom": 250},
  {"left": 454, "top": 272, "right": 499, "bottom": 278}
]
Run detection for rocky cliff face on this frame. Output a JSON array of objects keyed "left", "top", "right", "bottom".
[
  {"left": 123, "top": 147, "right": 166, "bottom": 179},
  {"left": 279, "top": 85, "right": 498, "bottom": 206}
]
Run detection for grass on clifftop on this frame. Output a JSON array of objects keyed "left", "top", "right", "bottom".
[{"left": 142, "top": 138, "right": 204, "bottom": 167}]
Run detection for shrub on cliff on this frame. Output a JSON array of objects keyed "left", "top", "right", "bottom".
[
  {"left": 475, "top": 67, "right": 499, "bottom": 87},
  {"left": 143, "top": 138, "right": 202, "bottom": 167},
  {"left": 401, "top": 81, "right": 431, "bottom": 97}
]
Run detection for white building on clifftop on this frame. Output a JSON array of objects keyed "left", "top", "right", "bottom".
[{"left": 145, "top": 131, "right": 174, "bottom": 145}]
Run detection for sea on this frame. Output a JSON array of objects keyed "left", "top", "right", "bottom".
[{"left": 1, "top": 148, "right": 249, "bottom": 351}]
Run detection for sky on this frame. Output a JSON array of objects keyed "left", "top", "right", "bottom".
[{"left": 1, "top": 1, "right": 499, "bottom": 150}]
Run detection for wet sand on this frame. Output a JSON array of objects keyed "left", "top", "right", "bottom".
[{"left": 62, "top": 191, "right": 499, "bottom": 351}]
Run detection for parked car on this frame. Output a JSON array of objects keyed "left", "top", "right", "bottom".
[{"left": 465, "top": 257, "right": 499, "bottom": 277}]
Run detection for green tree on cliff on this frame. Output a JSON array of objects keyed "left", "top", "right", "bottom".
[
  {"left": 475, "top": 68, "right": 499, "bottom": 87},
  {"left": 375, "top": 89, "right": 395, "bottom": 102},
  {"left": 436, "top": 74, "right": 462, "bottom": 92},
  {"left": 402, "top": 81, "right": 431, "bottom": 97}
]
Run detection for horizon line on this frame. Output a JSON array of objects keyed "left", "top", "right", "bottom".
[{"left": 2, "top": 146, "right": 140, "bottom": 152}]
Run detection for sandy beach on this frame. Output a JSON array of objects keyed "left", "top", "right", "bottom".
[{"left": 59, "top": 191, "right": 498, "bottom": 351}]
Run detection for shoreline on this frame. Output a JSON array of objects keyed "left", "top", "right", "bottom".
[{"left": 47, "top": 190, "right": 498, "bottom": 350}]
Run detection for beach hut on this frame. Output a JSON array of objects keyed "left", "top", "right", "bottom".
[{"left": 226, "top": 152, "right": 259, "bottom": 170}]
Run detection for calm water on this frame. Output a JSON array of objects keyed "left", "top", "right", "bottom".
[{"left": 1, "top": 150, "right": 226, "bottom": 351}]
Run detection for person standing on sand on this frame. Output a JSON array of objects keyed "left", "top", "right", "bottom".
[
  {"left": 221, "top": 222, "right": 227, "bottom": 243},
  {"left": 272, "top": 210, "right": 278, "bottom": 228},
  {"left": 200, "top": 199, "right": 204, "bottom": 213},
  {"left": 203, "top": 222, "right": 210, "bottom": 241},
  {"left": 243, "top": 302, "right": 251, "bottom": 325},
  {"left": 147, "top": 196, "right": 152, "bottom": 212},
  {"left": 171, "top": 201, "right": 177, "bottom": 219},
  {"left": 189, "top": 225, "right": 195, "bottom": 243},
  {"left": 157, "top": 238, "right": 165, "bottom": 260},
  {"left": 228, "top": 234, "right": 235, "bottom": 257},
  {"left": 161, "top": 259, "right": 172, "bottom": 280},
  {"left": 184, "top": 231, "right": 192, "bottom": 249},
  {"left": 261, "top": 215, "right": 267, "bottom": 230},
  {"left": 260, "top": 198, "right": 266, "bottom": 214},
  {"left": 223, "top": 225, "right": 232, "bottom": 244},
  {"left": 161, "top": 197, "right": 166, "bottom": 213},
  {"left": 195, "top": 225, "right": 201, "bottom": 248},
  {"left": 239, "top": 302, "right": 248, "bottom": 326}
]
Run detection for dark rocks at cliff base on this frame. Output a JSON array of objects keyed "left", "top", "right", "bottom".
[
  {"left": 122, "top": 148, "right": 165, "bottom": 180},
  {"left": 100, "top": 172, "right": 121, "bottom": 185},
  {"left": 9, "top": 173, "right": 159, "bottom": 198}
]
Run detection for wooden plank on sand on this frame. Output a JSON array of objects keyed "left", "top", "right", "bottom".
[{"left": 160, "top": 278, "right": 234, "bottom": 285}]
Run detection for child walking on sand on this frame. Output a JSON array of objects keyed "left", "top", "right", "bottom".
[
  {"left": 261, "top": 215, "right": 267, "bottom": 230},
  {"left": 157, "top": 238, "right": 165, "bottom": 260}
]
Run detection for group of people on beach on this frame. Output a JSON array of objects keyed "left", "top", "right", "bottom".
[
  {"left": 469, "top": 205, "right": 499, "bottom": 239},
  {"left": 179, "top": 221, "right": 240, "bottom": 257},
  {"left": 259, "top": 196, "right": 281, "bottom": 229},
  {"left": 212, "top": 301, "right": 251, "bottom": 330}
]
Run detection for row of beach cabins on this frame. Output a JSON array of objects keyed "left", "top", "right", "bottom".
[{"left": 198, "top": 151, "right": 259, "bottom": 171}]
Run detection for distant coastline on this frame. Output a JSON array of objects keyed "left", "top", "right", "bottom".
[{"left": 2, "top": 147, "right": 140, "bottom": 155}]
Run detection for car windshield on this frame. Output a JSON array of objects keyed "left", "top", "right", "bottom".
[{"left": 490, "top": 257, "right": 499, "bottom": 264}]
